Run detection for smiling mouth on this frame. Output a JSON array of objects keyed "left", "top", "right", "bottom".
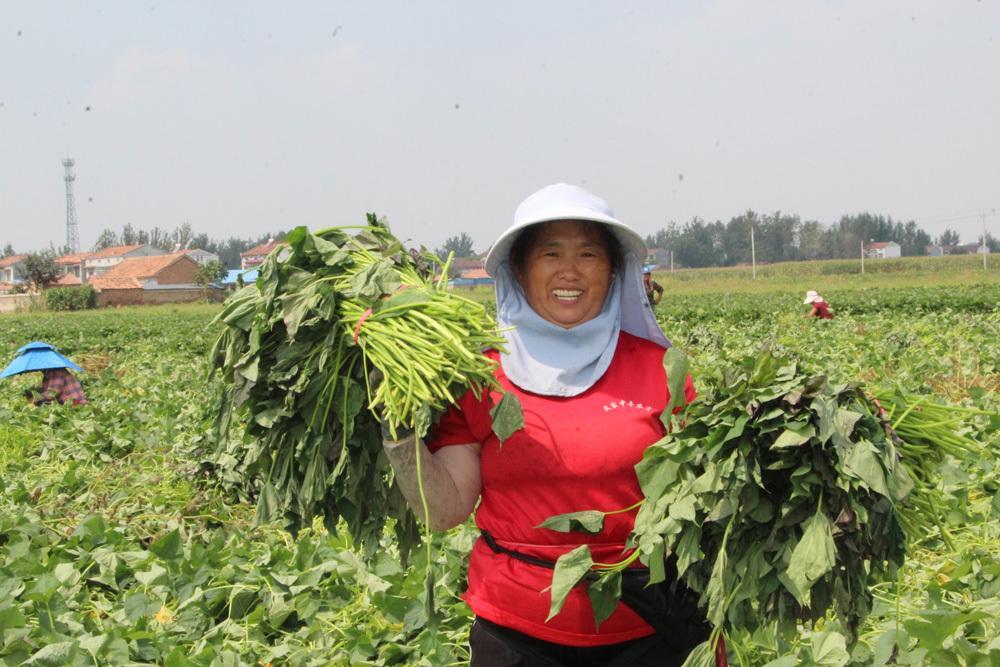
[{"left": 552, "top": 289, "right": 583, "bottom": 302}]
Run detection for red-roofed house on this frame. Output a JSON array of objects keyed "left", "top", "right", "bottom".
[
  {"left": 0, "top": 254, "right": 29, "bottom": 284},
  {"left": 53, "top": 273, "right": 83, "bottom": 287},
  {"left": 240, "top": 239, "right": 284, "bottom": 270},
  {"left": 173, "top": 247, "right": 220, "bottom": 265},
  {"left": 56, "top": 252, "right": 92, "bottom": 281},
  {"left": 89, "top": 254, "right": 212, "bottom": 306},
  {"left": 84, "top": 244, "right": 166, "bottom": 281}
]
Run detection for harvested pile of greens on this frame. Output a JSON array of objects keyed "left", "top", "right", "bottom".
[
  {"left": 209, "top": 217, "right": 508, "bottom": 557},
  {"left": 545, "top": 349, "right": 926, "bottom": 648}
]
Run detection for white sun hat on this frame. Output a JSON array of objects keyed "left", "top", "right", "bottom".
[
  {"left": 803, "top": 290, "right": 823, "bottom": 304},
  {"left": 484, "top": 183, "right": 647, "bottom": 277}
]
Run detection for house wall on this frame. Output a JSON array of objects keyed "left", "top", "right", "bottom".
[
  {"left": 241, "top": 255, "right": 266, "bottom": 270},
  {"left": 1, "top": 265, "right": 25, "bottom": 283},
  {"left": 96, "top": 287, "right": 226, "bottom": 307},
  {"left": 0, "top": 293, "right": 43, "bottom": 313},
  {"left": 85, "top": 246, "right": 166, "bottom": 276},
  {"left": 155, "top": 258, "right": 200, "bottom": 285},
  {"left": 187, "top": 250, "right": 220, "bottom": 264}
]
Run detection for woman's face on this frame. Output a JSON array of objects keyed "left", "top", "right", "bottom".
[{"left": 514, "top": 220, "right": 614, "bottom": 329}]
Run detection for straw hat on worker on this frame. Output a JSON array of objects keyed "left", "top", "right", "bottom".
[{"left": 803, "top": 290, "right": 824, "bottom": 305}]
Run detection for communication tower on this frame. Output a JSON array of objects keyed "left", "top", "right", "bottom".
[{"left": 63, "top": 158, "right": 80, "bottom": 254}]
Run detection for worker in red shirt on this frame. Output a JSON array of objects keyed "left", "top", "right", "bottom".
[
  {"left": 381, "top": 184, "right": 709, "bottom": 666},
  {"left": 804, "top": 290, "right": 834, "bottom": 319}
]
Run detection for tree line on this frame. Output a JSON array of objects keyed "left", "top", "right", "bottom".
[
  {"left": 5, "top": 215, "right": 995, "bottom": 270},
  {"left": 91, "top": 223, "right": 289, "bottom": 269},
  {"left": 643, "top": 211, "right": 997, "bottom": 269},
  {"left": 1, "top": 224, "right": 289, "bottom": 270}
]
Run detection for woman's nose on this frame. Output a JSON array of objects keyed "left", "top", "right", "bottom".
[{"left": 556, "top": 258, "right": 582, "bottom": 278}]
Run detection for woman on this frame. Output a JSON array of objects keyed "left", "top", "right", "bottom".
[
  {"left": 383, "top": 184, "right": 707, "bottom": 666},
  {"left": 803, "top": 290, "right": 834, "bottom": 319}
]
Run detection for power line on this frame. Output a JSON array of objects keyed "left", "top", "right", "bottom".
[{"left": 911, "top": 210, "right": 998, "bottom": 228}]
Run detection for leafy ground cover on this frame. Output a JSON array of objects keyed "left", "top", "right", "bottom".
[{"left": 1, "top": 281, "right": 997, "bottom": 665}]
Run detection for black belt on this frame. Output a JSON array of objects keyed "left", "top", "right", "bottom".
[{"left": 479, "top": 530, "right": 711, "bottom": 653}]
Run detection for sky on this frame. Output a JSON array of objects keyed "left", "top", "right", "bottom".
[{"left": 2, "top": 1, "right": 998, "bottom": 255}]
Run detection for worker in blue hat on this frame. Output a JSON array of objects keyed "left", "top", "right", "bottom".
[
  {"left": 1, "top": 342, "right": 88, "bottom": 406},
  {"left": 642, "top": 266, "right": 663, "bottom": 306}
]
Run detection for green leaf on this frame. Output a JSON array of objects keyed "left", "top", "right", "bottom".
[
  {"left": 122, "top": 592, "right": 152, "bottom": 623},
  {"left": 773, "top": 422, "right": 815, "bottom": 448},
  {"left": 149, "top": 529, "right": 182, "bottom": 560},
  {"left": 679, "top": 640, "right": 716, "bottom": 667},
  {"left": 72, "top": 513, "right": 108, "bottom": 544},
  {"left": 537, "top": 510, "right": 605, "bottom": 534},
  {"left": 871, "top": 628, "right": 901, "bottom": 667},
  {"left": 587, "top": 572, "right": 622, "bottom": 630},
  {"left": 705, "top": 542, "right": 730, "bottom": 627},
  {"left": 254, "top": 481, "right": 280, "bottom": 527},
  {"left": 635, "top": 446, "right": 679, "bottom": 500},
  {"left": 490, "top": 391, "right": 524, "bottom": 447},
  {"left": 903, "top": 609, "right": 989, "bottom": 651},
  {"left": 762, "top": 657, "right": 798, "bottom": 667},
  {"left": 832, "top": 408, "right": 863, "bottom": 440},
  {"left": 547, "top": 545, "right": 593, "bottom": 622},
  {"left": 23, "top": 641, "right": 78, "bottom": 667},
  {"left": 810, "top": 630, "right": 850, "bottom": 666},
  {"left": 661, "top": 347, "right": 690, "bottom": 424},
  {"left": 843, "top": 440, "right": 889, "bottom": 497},
  {"left": 779, "top": 510, "right": 836, "bottom": 606},
  {"left": 53, "top": 562, "right": 80, "bottom": 586}
]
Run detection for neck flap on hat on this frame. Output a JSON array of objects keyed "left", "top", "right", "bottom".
[{"left": 494, "top": 252, "right": 671, "bottom": 397}]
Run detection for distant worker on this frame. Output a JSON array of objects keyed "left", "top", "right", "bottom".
[
  {"left": 27, "top": 367, "right": 89, "bottom": 406},
  {"left": 803, "top": 290, "right": 834, "bottom": 319},
  {"left": 0, "top": 342, "right": 89, "bottom": 406},
  {"left": 643, "top": 267, "right": 664, "bottom": 305}
]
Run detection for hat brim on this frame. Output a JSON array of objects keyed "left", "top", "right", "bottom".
[{"left": 484, "top": 208, "right": 647, "bottom": 277}]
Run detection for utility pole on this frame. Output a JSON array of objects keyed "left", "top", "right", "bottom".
[
  {"left": 670, "top": 250, "right": 674, "bottom": 274},
  {"left": 860, "top": 238, "right": 865, "bottom": 275},
  {"left": 750, "top": 225, "right": 757, "bottom": 279},
  {"left": 983, "top": 210, "right": 990, "bottom": 272}
]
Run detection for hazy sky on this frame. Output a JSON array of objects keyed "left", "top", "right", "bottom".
[{"left": 2, "top": 1, "right": 998, "bottom": 254}]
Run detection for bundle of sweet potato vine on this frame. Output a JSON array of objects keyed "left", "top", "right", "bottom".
[
  {"left": 209, "top": 216, "right": 521, "bottom": 561},
  {"left": 542, "top": 348, "right": 992, "bottom": 665}
]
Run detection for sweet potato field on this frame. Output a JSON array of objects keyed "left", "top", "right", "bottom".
[{"left": 1, "top": 282, "right": 997, "bottom": 666}]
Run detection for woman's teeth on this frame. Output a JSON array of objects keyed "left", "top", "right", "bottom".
[{"left": 553, "top": 289, "right": 582, "bottom": 301}]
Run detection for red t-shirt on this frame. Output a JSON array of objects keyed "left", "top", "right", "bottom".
[
  {"left": 428, "top": 331, "right": 697, "bottom": 646},
  {"left": 814, "top": 301, "right": 834, "bottom": 319}
]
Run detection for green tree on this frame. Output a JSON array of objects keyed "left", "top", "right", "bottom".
[
  {"left": 147, "top": 227, "right": 171, "bottom": 250},
  {"left": 194, "top": 260, "right": 228, "bottom": 299},
  {"left": 436, "top": 233, "right": 476, "bottom": 259},
  {"left": 22, "top": 252, "right": 60, "bottom": 290},
  {"left": 121, "top": 223, "right": 139, "bottom": 245},
  {"left": 797, "top": 220, "right": 829, "bottom": 260},
  {"left": 722, "top": 211, "right": 757, "bottom": 266},
  {"left": 2, "top": 244, "right": 14, "bottom": 257},
  {"left": 194, "top": 260, "right": 227, "bottom": 286},
  {"left": 673, "top": 218, "right": 724, "bottom": 268},
  {"left": 173, "top": 223, "right": 194, "bottom": 250},
  {"left": 93, "top": 228, "right": 119, "bottom": 250},
  {"left": 936, "top": 229, "right": 960, "bottom": 247}
]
